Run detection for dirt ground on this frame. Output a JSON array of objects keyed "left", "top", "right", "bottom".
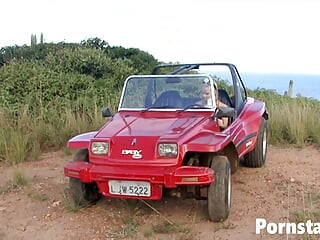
[{"left": 1, "top": 145, "right": 320, "bottom": 240}]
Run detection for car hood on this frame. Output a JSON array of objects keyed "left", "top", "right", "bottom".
[
  {"left": 95, "top": 112, "right": 209, "bottom": 139},
  {"left": 95, "top": 112, "right": 210, "bottom": 160}
]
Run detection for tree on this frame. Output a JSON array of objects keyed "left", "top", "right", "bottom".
[
  {"left": 31, "top": 34, "right": 37, "bottom": 46},
  {"left": 40, "top": 33, "right": 44, "bottom": 44},
  {"left": 106, "top": 46, "right": 158, "bottom": 73},
  {"left": 81, "top": 37, "right": 109, "bottom": 51}
]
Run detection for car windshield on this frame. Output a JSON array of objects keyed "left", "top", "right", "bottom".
[{"left": 120, "top": 75, "right": 217, "bottom": 111}]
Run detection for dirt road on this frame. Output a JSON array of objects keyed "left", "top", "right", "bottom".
[{"left": 1, "top": 145, "right": 320, "bottom": 240}]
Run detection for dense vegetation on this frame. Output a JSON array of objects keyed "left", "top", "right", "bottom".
[
  {"left": 0, "top": 38, "right": 158, "bottom": 164},
  {"left": 248, "top": 88, "right": 320, "bottom": 147},
  {"left": 0, "top": 37, "right": 319, "bottom": 165}
]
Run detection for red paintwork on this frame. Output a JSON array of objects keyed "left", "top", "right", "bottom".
[
  {"left": 228, "top": 97, "right": 266, "bottom": 157},
  {"left": 65, "top": 162, "right": 214, "bottom": 199},
  {"left": 64, "top": 97, "right": 266, "bottom": 200},
  {"left": 68, "top": 131, "right": 98, "bottom": 149}
]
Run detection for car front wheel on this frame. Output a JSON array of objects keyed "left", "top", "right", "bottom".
[
  {"left": 207, "top": 155, "right": 231, "bottom": 222},
  {"left": 69, "top": 149, "right": 101, "bottom": 206}
]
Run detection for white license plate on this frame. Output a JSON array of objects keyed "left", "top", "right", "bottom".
[{"left": 108, "top": 180, "right": 151, "bottom": 197}]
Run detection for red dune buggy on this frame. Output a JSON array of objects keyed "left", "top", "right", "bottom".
[{"left": 64, "top": 63, "right": 268, "bottom": 222}]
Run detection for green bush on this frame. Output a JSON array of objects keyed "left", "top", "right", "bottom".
[
  {"left": 0, "top": 41, "right": 148, "bottom": 164},
  {"left": 0, "top": 48, "right": 135, "bottom": 111}
]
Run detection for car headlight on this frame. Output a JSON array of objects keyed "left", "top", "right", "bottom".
[
  {"left": 91, "top": 142, "right": 109, "bottom": 155},
  {"left": 158, "top": 143, "right": 178, "bottom": 157}
]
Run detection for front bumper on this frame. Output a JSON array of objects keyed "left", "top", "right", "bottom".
[{"left": 64, "top": 162, "right": 214, "bottom": 200}]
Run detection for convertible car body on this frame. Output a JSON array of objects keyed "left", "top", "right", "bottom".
[{"left": 64, "top": 63, "right": 268, "bottom": 222}]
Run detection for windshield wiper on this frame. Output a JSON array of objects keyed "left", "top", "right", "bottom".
[
  {"left": 177, "top": 104, "right": 211, "bottom": 113},
  {"left": 141, "top": 105, "right": 176, "bottom": 113}
]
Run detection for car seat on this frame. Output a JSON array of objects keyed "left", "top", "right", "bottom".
[
  {"left": 153, "top": 90, "right": 183, "bottom": 108},
  {"left": 218, "top": 89, "right": 233, "bottom": 107}
]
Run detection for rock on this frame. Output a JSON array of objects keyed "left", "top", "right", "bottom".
[{"left": 52, "top": 201, "right": 61, "bottom": 207}]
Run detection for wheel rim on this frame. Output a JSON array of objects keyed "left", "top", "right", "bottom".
[{"left": 262, "top": 128, "right": 267, "bottom": 160}]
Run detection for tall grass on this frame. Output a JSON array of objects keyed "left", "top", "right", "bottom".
[
  {"left": 268, "top": 100, "right": 320, "bottom": 146},
  {"left": 0, "top": 98, "right": 113, "bottom": 165},
  {"left": 250, "top": 89, "right": 320, "bottom": 147}
]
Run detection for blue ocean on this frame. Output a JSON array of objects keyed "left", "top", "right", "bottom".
[{"left": 241, "top": 73, "right": 320, "bottom": 100}]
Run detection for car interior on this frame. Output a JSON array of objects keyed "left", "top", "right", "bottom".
[{"left": 151, "top": 88, "right": 234, "bottom": 109}]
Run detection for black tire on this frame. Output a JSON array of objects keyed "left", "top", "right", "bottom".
[
  {"left": 207, "top": 155, "right": 231, "bottom": 222},
  {"left": 69, "top": 178, "right": 101, "bottom": 206},
  {"left": 243, "top": 118, "right": 268, "bottom": 167},
  {"left": 73, "top": 148, "right": 89, "bottom": 162},
  {"left": 69, "top": 149, "right": 101, "bottom": 206}
]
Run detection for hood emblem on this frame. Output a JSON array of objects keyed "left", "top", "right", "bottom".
[
  {"left": 131, "top": 138, "right": 137, "bottom": 146},
  {"left": 122, "top": 149, "right": 142, "bottom": 159}
]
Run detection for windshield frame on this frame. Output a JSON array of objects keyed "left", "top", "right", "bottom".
[{"left": 118, "top": 74, "right": 217, "bottom": 112}]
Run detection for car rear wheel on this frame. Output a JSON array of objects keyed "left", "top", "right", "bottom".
[
  {"left": 69, "top": 149, "right": 101, "bottom": 206},
  {"left": 243, "top": 118, "right": 267, "bottom": 167},
  {"left": 207, "top": 155, "right": 231, "bottom": 222}
]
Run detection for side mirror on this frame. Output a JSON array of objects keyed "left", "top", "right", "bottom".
[
  {"left": 102, "top": 107, "right": 113, "bottom": 118},
  {"left": 213, "top": 106, "right": 235, "bottom": 119}
]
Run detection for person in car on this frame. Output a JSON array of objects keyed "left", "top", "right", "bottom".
[
  {"left": 198, "top": 82, "right": 229, "bottom": 129},
  {"left": 199, "top": 83, "right": 214, "bottom": 108}
]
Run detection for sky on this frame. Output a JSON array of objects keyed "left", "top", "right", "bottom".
[{"left": 2, "top": 0, "right": 320, "bottom": 74}]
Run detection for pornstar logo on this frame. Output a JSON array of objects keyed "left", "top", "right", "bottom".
[{"left": 256, "top": 218, "right": 320, "bottom": 235}]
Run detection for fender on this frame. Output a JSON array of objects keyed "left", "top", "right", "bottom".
[
  {"left": 182, "top": 130, "right": 232, "bottom": 153},
  {"left": 182, "top": 131, "right": 240, "bottom": 173},
  {"left": 234, "top": 99, "right": 268, "bottom": 157},
  {"left": 67, "top": 131, "right": 98, "bottom": 149}
]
